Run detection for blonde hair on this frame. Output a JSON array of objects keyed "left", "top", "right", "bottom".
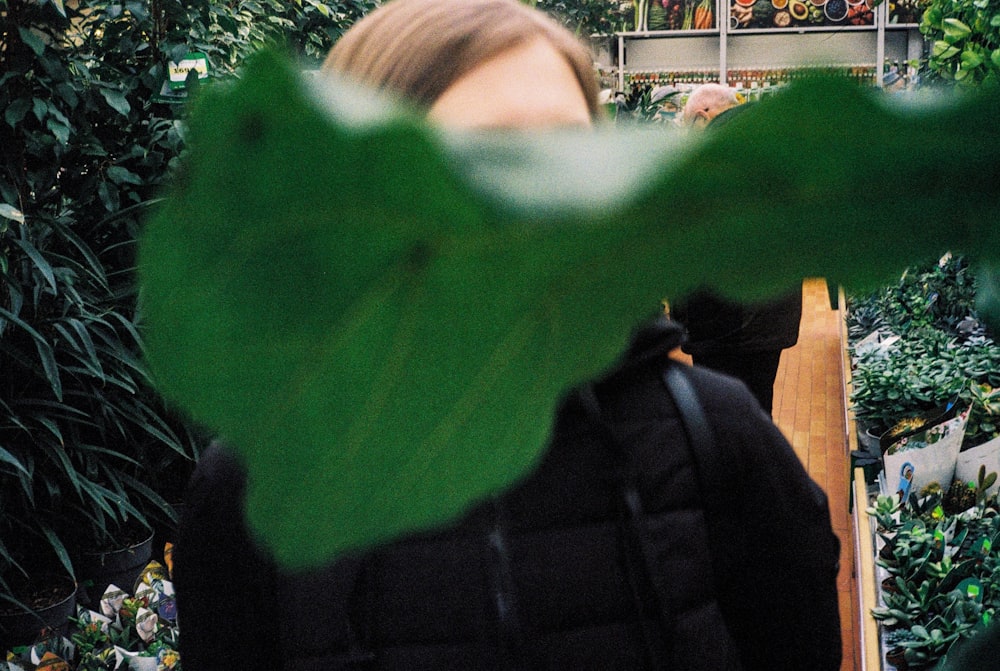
[{"left": 322, "top": 0, "right": 600, "bottom": 117}]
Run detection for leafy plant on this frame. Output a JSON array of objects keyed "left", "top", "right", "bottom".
[
  {"left": 536, "top": 0, "right": 635, "bottom": 34},
  {"left": 869, "top": 489, "right": 1000, "bottom": 668},
  {"left": 919, "top": 0, "right": 1000, "bottom": 86},
  {"left": 973, "top": 465, "right": 998, "bottom": 505},
  {"left": 849, "top": 329, "right": 966, "bottom": 431},
  {"left": 868, "top": 493, "right": 904, "bottom": 532},
  {"left": 1, "top": 0, "right": 369, "bottom": 612},
  {"left": 963, "top": 382, "right": 1000, "bottom": 448},
  {"left": 848, "top": 257, "right": 1000, "bottom": 443},
  {"left": 612, "top": 83, "right": 683, "bottom": 123},
  {"left": 847, "top": 255, "right": 983, "bottom": 344}
]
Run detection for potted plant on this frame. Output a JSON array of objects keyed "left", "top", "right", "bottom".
[
  {"left": 849, "top": 328, "right": 966, "bottom": 437},
  {"left": 867, "top": 481, "right": 1000, "bottom": 669},
  {"left": 848, "top": 256, "right": 1000, "bottom": 479},
  {"left": 3, "top": 0, "right": 377, "bottom": 647}
]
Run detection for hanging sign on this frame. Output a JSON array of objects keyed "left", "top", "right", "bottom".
[{"left": 168, "top": 52, "right": 210, "bottom": 91}]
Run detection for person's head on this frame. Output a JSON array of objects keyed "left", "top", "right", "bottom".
[
  {"left": 322, "top": 0, "right": 600, "bottom": 129},
  {"left": 682, "top": 83, "right": 741, "bottom": 129}
]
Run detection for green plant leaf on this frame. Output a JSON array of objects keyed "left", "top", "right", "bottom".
[
  {"left": 0, "top": 306, "right": 63, "bottom": 401},
  {"left": 100, "top": 89, "right": 132, "bottom": 117},
  {"left": 46, "top": 117, "right": 70, "bottom": 145},
  {"left": 4, "top": 99, "right": 31, "bottom": 129},
  {"left": 138, "top": 52, "right": 1000, "bottom": 569},
  {"left": 40, "top": 525, "right": 74, "bottom": 580},
  {"left": 0, "top": 446, "right": 30, "bottom": 477},
  {"left": 943, "top": 17, "right": 973, "bottom": 41},
  {"left": 17, "top": 27, "right": 46, "bottom": 57},
  {"left": 12, "top": 238, "right": 57, "bottom": 293},
  {"left": 46, "top": 0, "right": 66, "bottom": 17},
  {"left": 934, "top": 40, "right": 962, "bottom": 59},
  {"left": 962, "top": 49, "right": 985, "bottom": 69},
  {"left": 0, "top": 203, "right": 24, "bottom": 223},
  {"left": 106, "top": 165, "right": 142, "bottom": 185}
]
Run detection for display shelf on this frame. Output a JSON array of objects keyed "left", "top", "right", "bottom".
[
  {"left": 729, "top": 24, "right": 877, "bottom": 33},
  {"left": 613, "top": 0, "right": 926, "bottom": 91},
  {"left": 854, "top": 468, "right": 884, "bottom": 671},
  {"left": 841, "top": 284, "right": 883, "bottom": 670},
  {"left": 617, "top": 29, "right": 721, "bottom": 37}
]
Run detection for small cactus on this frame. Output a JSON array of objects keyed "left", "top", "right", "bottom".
[{"left": 944, "top": 479, "right": 976, "bottom": 514}]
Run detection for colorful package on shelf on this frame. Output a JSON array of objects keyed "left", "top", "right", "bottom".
[
  {"left": 729, "top": 0, "right": 873, "bottom": 30},
  {"left": 882, "top": 402, "right": 970, "bottom": 501}
]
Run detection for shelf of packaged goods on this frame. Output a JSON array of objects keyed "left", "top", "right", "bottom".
[
  {"left": 729, "top": 24, "right": 877, "bottom": 34},
  {"left": 614, "top": 0, "right": 925, "bottom": 90}
]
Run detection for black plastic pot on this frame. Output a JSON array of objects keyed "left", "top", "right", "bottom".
[
  {"left": 77, "top": 531, "right": 154, "bottom": 607},
  {"left": 0, "top": 575, "right": 77, "bottom": 649}
]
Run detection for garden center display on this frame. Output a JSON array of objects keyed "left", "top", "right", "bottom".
[
  {"left": 849, "top": 256, "right": 1000, "bottom": 667},
  {"left": 1, "top": 545, "right": 179, "bottom": 671}
]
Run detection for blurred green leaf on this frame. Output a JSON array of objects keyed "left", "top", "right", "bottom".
[
  {"left": 139, "top": 53, "right": 1000, "bottom": 569},
  {"left": 934, "top": 40, "right": 962, "bottom": 59}
]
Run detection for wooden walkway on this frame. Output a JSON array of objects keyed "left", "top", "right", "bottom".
[{"left": 772, "top": 278, "right": 858, "bottom": 671}]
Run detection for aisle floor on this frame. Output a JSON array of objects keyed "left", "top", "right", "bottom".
[{"left": 772, "top": 278, "right": 858, "bottom": 671}]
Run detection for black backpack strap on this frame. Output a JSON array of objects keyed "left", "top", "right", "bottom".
[{"left": 662, "top": 363, "right": 720, "bottom": 513}]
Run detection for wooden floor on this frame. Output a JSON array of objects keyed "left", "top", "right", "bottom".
[{"left": 772, "top": 278, "right": 859, "bottom": 671}]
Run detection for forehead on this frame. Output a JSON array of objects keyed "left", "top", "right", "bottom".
[{"left": 427, "top": 37, "right": 592, "bottom": 130}]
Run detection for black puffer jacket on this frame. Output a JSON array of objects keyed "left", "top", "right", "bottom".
[{"left": 175, "top": 318, "right": 841, "bottom": 670}]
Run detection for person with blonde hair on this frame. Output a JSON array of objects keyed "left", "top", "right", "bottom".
[
  {"left": 321, "top": 0, "right": 601, "bottom": 126},
  {"left": 175, "top": 1, "right": 841, "bottom": 669}
]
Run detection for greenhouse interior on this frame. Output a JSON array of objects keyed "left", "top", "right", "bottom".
[{"left": 2, "top": 0, "right": 999, "bottom": 669}]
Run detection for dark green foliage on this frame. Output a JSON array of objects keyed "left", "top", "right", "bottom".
[
  {"left": 536, "top": 0, "right": 634, "bottom": 35},
  {"left": 847, "top": 257, "right": 1000, "bottom": 445},
  {"left": 847, "top": 255, "right": 984, "bottom": 343},
  {"left": 0, "top": 0, "right": 370, "bottom": 608},
  {"left": 870, "top": 489, "right": 1000, "bottom": 669},
  {"left": 919, "top": 0, "right": 1000, "bottom": 87}
]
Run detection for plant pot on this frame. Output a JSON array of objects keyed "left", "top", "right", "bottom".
[
  {"left": 0, "top": 574, "right": 77, "bottom": 649},
  {"left": 152, "top": 502, "right": 185, "bottom": 557},
  {"left": 858, "top": 424, "right": 886, "bottom": 453},
  {"left": 77, "top": 531, "right": 155, "bottom": 608}
]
